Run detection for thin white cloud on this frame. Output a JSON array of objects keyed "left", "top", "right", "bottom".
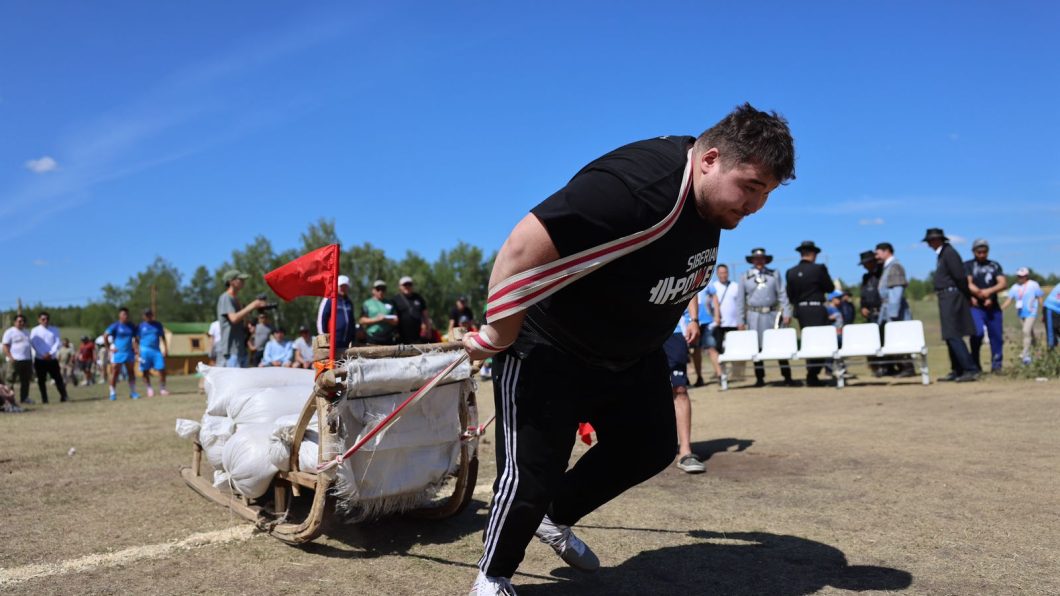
[
  {"left": 858, "top": 217, "right": 885, "bottom": 226},
  {"left": 0, "top": 12, "right": 353, "bottom": 235},
  {"left": 25, "top": 156, "right": 58, "bottom": 173},
  {"left": 949, "top": 234, "right": 967, "bottom": 245},
  {"left": 32, "top": 258, "right": 48, "bottom": 266},
  {"left": 811, "top": 199, "right": 905, "bottom": 215}
]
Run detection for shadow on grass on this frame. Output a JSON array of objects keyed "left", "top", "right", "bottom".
[
  {"left": 520, "top": 529, "right": 912, "bottom": 595},
  {"left": 299, "top": 498, "right": 489, "bottom": 560},
  {"left": 689, "top": 437, "right": 753, "bottom": 461}
]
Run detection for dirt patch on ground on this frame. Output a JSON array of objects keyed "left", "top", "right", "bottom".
[{"left": 1, "top": 372, "right": 1057, "bottom": 594}]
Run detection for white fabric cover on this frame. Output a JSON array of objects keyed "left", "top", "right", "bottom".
[
  {"left": 199, "top": 363, "right": 313, "bottom": 417},
  {"left": 334, "top": 381, "right": 464, "bottom": 501},
  {"left": 343, "top": 351, "right": 470, "bottom": 397},
  {"left": 199, "top": 414, "right": 235, "bottom": 469},
  {"left": 221, "top": 424, "right": 280, "bottom": 499}
]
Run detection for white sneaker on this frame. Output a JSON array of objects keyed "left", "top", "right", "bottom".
[
  {"left": 147, "top": 387, "right": 155, "bottom": 398},
  {"left": 469, "top": 571, "right": 517, "bottom": 595},
  {"left": 535, "top": 514, "right": 600, "bottom": 572}
]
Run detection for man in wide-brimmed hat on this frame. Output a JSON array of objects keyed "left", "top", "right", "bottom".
[
  {"left": 785, "top": 241, "right": 835, "bottom": 386},
  {"left": 857, "top": 250, "right": 886, "bottom": 376},
  {"left": 741, "top": 247, "right": 796, "bottom": 386},
  {"left": 923, "top": 228, "right": 979, "bottom": 381}
]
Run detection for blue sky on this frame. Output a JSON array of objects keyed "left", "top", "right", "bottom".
[{"left": 2, "top": 1, "right": 1058, "bottom": 307}]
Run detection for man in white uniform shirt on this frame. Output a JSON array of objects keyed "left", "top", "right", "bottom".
[
  {"left": 30, "top": 311, "right": 70, "bottom": 403},
  {"left": 710, "top": 264, "right": 746, "bottom": 353},
  {"left": 3, "top": 314, "right": 35, "bottom": 404}
]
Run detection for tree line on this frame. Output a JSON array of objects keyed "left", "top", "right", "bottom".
[{"left": 5, "top": 219, "right": 495, "bottom": 336}]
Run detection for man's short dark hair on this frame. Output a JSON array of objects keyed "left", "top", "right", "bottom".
[
  {"left": 717, "top": 264, "right": 728, "bottom": 271},
  {"left": 15, "top": 314, "right": 26, "bottom": 322},
  {"left": 876, "top": 242, "right": 895, "bottom": 253},
  {"left": 119, "top": 307, "right": 129, "bottom": 314},
  {"left": 695, "top": 103, "right": 796, "bottom": 184},
  {"left": 38, "top": 311, "right": 50, "bottom": 319}
]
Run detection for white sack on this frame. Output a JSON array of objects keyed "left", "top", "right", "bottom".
[
  {"left": 221, "top": 424, "right": 279, "bottom": 499},
  {"left": 199, "top": 414, "right": 235, "bottom": 469},
  {"left": 226, "top": 385, "right": 313, "bottom": 426},
  {"left": 175, "top": 418, "right": 201, "bottom": 440},
  {"left": 268, "top": 413, "right": 320, "bottom": 472},
  {"left": 343, "top": 351, "right": 470, "bottom": 397},
  {"left": 199, "top": 363, "right": 314, "bottom": 416}
]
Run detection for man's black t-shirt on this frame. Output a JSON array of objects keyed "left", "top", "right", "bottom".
[
  {"left": 860, "top": 269, "right": 882, "bottom": 311},
  {"left": 520, "top": 135, "right": 720, "bottom": 371},
  {"left": 450, "top": 306, "right": 474, "bottom": 325},
  {"left": 394, "top": 292, "right": 428, "bottom": 342},
  {"left": 964, "top": 259, "right": 1004, "bottom": 309}
]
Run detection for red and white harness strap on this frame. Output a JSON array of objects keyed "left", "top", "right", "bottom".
[{"left": 484, "top": 150, "right": 694, "bottom": 323}]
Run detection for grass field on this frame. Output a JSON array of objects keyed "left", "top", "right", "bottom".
[{"left": 2, "top": 309, "right": 1057, "bottom": 595}]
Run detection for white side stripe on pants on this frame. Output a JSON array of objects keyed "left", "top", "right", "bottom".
[{"left": 479, "top": 356, "right": 521, "bottom": 572}]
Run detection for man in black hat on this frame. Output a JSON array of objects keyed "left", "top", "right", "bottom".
[
  {"left": 923, "top": 228, "right": 979, "bottom": 382},
  {"left": 857, "top": 250, "right": 885, "bottom": 376},
  {"left": 741, "top": 247, "right": 796, "bottom": 386},
  {"left": 785, "top": 241, "right": 835, "bottom": 386}
]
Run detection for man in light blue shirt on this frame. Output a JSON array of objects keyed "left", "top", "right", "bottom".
[
  {"left": 138, "top": 309, "right": 169, "bottom": 396},
  {"left": 259, "top": 328, "right": 293, "bottom": 367},
  {"left": 105, "top": 307, "right": 140, "bottom": 400},
  {"left": 1001, "top": 267, "right": 1044, "bottom": 365}
]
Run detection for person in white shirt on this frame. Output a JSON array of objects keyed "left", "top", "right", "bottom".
[
  {"left": 291, "top": 326, "right": 315, "bottom": 369},
  {"left": 207, "top": 319, "right": 222, "bottom": 364},
  {"left": 2, "top": 314, "right": 35, "bottom": 404},
  {"left": 1001, "top": 267, "right": 1045, "bottom": 365},
  {"left": 709, "top": 264, "right": 746, "bottom": 352},
  {"left": 29, "top": 311, "right": 69, "bottom": 403}
]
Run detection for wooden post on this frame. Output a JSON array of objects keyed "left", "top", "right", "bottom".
[
  {"left": 151, "top": 284, "right": 157, "bottom": 315},
  {"left": 17, "top": 297, "right": 22, "bottom": 316}
]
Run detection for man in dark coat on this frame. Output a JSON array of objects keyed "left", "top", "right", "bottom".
[
  {"left": 858, "top": 250, "right": 885, "bottom": 376},
  {"left": 923, "top": 228, "right": 979, "bottom": 382},
  {"left": 785, "top": 241, "right": 835, "bottom": 386}
]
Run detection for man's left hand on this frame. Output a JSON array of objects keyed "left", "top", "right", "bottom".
[{"left": 684, "top": 324, "right": 700, "bottom": 346}]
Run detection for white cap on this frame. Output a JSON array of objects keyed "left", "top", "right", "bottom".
[
  {"left": 337, "top": 275, "right": 350, "bottom": 287},
  {"left": 399, "top": 275, "right": 414, "bottom": 286},
  {"left": 1016, "top": 267, "right": 1030, "bottom": 276}
]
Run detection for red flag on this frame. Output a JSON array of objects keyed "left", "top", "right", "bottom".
[
  {"left": 264, "top": 244, "right": 339, "bottom": 301},
  {"left": 265, "top": 244, "right": 341, "bottom": 366},
  {"left": 578, "top": 422, "right": 594, "bottom": 445}
]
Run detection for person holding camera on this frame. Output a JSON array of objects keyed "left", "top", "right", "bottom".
[{"left": 216, "top": 269, "right": 267, "bottom": 368}]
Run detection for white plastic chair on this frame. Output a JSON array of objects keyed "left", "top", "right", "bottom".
[
  {"left": 879, "top": 320, "right": 930, "bottom": 385},
  {"left": 718, "top": 330, "right": 759, "bottom": 391},
  {"left": 794, "top": 326, "right": 839, "bottom": 360},
  {"left": 834, "top": 323, "right": 882, "bottom": 387},
  {"left": 755, "top": 328, "right": 798, "bottom": 362},
  {"left": 793, "top": 326, "right": 839, "bottom": 388}
]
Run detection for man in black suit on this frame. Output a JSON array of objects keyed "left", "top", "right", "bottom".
[
  {"left": 923, "top": 228, "right": 979, "bottom": 382},
  {"left": 785, "top": 241, "right": 835, "bottom": 386}
]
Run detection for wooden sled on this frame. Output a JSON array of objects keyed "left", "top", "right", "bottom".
[{"left": 181, "top": 339, "right": 480, "bottom": 545}]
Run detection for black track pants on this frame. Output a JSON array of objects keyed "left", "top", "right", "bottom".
[{"left": 478, "top": 346, "right": 678, "bottom": 578}]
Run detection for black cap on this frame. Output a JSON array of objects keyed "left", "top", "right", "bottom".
[
  {"left": 143, "top": 308, "right": 153, "bottom": 316},
  {"left": 795, "top": 240, "right": 821, "bottom": 254},
  {"left": 745, "top": 247, "right": 774, "bottom": 264},
  {"left": 858, "top": 250, "right": 876, "bottom": 265},
  {"left": 921, "top": 228, "right": 949, "bottom": 242}
]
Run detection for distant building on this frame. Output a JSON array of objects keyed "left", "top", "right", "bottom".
[{"left": 165, "top": 322, "right": 211, "bottom": 373}]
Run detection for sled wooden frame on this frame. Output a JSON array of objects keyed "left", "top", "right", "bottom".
[{"left": 180, "top": 338, "right": 480, "bottom": 545}]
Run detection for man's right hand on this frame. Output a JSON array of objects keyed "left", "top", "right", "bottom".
[{"left": 249, "top": 299, "right": 268, "bottom": 310}]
